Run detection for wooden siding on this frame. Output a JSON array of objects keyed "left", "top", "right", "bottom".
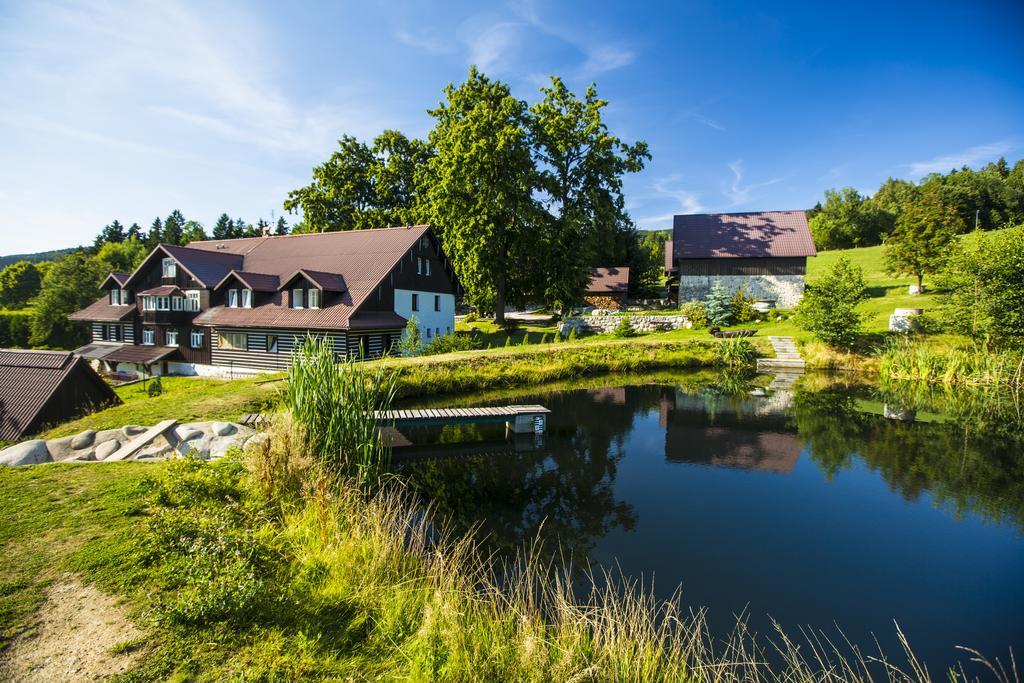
[
  {"left": 91, "top": 322, "right": 135, "bottom": 343},
  {"left": 676, "top": 257, "right": 806, "bottom": 276},
  {"left": 363, "top": 232, "right": 458, "bottom": 313},
  {"left": 211, "top": 327, "right": 347, "bottom": 371},
  {"left": 347, "top": 331, "right": 395, "bottom": 360}
]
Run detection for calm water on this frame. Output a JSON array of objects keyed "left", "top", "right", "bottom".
[{"left": 393, "top": 375, "right": 1024, "bottom": 674}]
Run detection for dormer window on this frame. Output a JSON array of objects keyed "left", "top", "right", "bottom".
[
  {"left": 162, "top": 258, "right": 177, "bottom": 278},
  {"left": 307, "top": 289, "right": 320, "bottom": 309},
  {"left": 120, "top": 289, "right": 129, "bottom": 305},
  {"left": 109, "top": 289, "right": 120, "bottom": 305},
  {"left": 292, "top": 288, "right": 304, "bottom": 309},
  {"left": 228, "top": 289, "right": 238, "bottom": 308},
  {"left": 241, "top": 289, "right": 252, "bottom": 308}
]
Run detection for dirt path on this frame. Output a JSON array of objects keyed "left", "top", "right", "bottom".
[{"left": 0, "top": 575, "right": 144, "bottom": 682}]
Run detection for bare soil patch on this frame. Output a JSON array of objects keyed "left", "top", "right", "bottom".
[{"left": 0, "top": 574, "right": 144, "bottom": 682}]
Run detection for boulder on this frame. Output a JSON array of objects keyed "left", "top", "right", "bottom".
[
  {"left": 70, "top": 430, "right": 96, "bottom": 450},
  {"left": 122, "top": 425, "right": 146, "bottom": 438},
  {"left": 211, "top": 421, "right": 237, "bottom": 437},
  {"left": 0, "top": 440, "right": 53, "bottom": 467},
  {"left": 93, "top": 429, "right": 121, "bottom": 445},
  {"left": 94, "top": 440, "right": 121, "bottom": 460},
  {"left": 242, "top": 432, "right": 270, "bottom": 453},
  {"left": 45, "top": 436, "right": 77, "bottom": 460},
  {"left": 173, "top": 426, "right": 205, "bottom": 443}
]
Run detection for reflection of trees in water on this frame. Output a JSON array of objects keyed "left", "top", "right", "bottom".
[
  {"left": 793, "top": 381, "right": 1024, "bottom": 533},
  {"left": 398, "top": 386, "right": 672, "bottom": 564}
]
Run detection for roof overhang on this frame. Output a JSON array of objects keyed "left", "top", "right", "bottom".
[
  {"left": 278, "top": 268, "right": 346, "bottom": 293},
  {"left": 102, "top": 345, "right": 178, "bottom": 365}
]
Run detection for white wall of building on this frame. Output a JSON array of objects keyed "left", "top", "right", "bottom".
[{"left": 394, "top": 288, "right": 456, "bottom": 343}]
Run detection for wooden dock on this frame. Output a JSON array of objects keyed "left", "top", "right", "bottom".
[{"left": 374, "top": 404, "right": 550, "bottom": 433}]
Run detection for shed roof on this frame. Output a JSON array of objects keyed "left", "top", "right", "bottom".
[
  {"left": 68, "top": 298, "right": 137, "bottom": 322},
  {"left": 586, "top": 267, "right": 630, "bottom": 294},
  {"left": 671, "top": 211, "right": 816, "bottom": 259},
  {"left": 0, "top": 349, "right": 119, "bottom": 440}
]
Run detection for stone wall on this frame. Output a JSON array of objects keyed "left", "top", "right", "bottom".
[
  {"left": 677, "top": 275, "right": 805, "bottom": 309},
  {"left": 559, "top": 314, "right": 691, "bottom": 335}
]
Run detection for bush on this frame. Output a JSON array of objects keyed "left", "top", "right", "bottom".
[
  {"left": 463, "top": 312, "right": 479, "bottom": 323},
  {"left": 612, "top": 318, "right": 639, "bottom": 338},
  {"left": 395, "top": 316, "right": 422, "bottom": 357},
  {"left": 704, "top": 280, "right": 734, "bottom": 327},
  {"left": 421, "top": 331, "right": 483, "bottom": 356},
  {"left": 0, "top": 310, "right": 32, "bottom": 347},
  {"left": 679, "top": 300, "right": 708, "bottom": 329},
  {"left": 796, "top": 256, "right": 868, "bottom": 349},
  {"left": 730, "top": 285, "right": 759, "bottom": 324},
  {"left": 714, "top": 338, "right": 756, "bottom": 369}
]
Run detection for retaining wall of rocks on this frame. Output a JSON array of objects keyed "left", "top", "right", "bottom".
[
  {"left": 559, "top": 314, "right": 692, "bottom": 335},
  {"left": 0, "top": 421, "right": 264, "bottom": 467}
]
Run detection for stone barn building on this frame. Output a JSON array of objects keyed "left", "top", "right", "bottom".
[
  {"left": 665, "top": 211, "right": 815, "bottom": 309},
  {"left": 583, "top": 267, "right": 630, "bottom": 310}
]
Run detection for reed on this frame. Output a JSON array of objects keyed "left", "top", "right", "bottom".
[{"left": 879, "top": 338, "right": 1024, "bottom": 387}]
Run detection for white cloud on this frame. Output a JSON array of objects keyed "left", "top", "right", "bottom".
[
  {"left": 395, "top": 29, "right": 456, "bottom": 56},
  {"left": 633, "top": 176, "right": 704, "bottom": 227},
  {"left": 724, "top": 160, "right": 782, "bottom": 206},
  {"left": 907, "top": 141, "right": 1014, "bottom": 176},
  {"left": 681, "top": 111, "right": 726, "bottom": 132},
  {"left": 462, "top": 21, "right": 527, "bottom": 72}
]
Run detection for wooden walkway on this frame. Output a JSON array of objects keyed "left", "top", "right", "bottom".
[{"left": 374, "top": 405, "right": 549, "bottom": 423}]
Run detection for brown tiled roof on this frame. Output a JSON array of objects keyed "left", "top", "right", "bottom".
[
  {"left": 214, "top": 270, "right": 280, "bottom": 292},
  {"left": 671, "top": 211, "right": 816, "bottom": 259},
  {"left": 189, "top": 226, "right": 431, "bottom": 330},
  {"left": 586, "top": 267, "right": 630, "bottom": 294},
  {"left": 68, "top": 297, "right": 137, "bottom": 322},
  {"left": 0, "top": 349, "right": 119, "bottom": 440},
  {"left": 288, "top": 269, "right": 346, "bottom": 292},
  {"left": 103, "top": 345, "right": 178, "bottom": 364},
  {"left": 160, "top": 244, "right": 243, "bottom": 286},
  {"left": 137, "top": 285, "right": 181, "bottom": 296}
]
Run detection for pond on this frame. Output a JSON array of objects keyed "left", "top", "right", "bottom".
[{"left": 392, "top": 373, "right": 1024, "bottom": 675}]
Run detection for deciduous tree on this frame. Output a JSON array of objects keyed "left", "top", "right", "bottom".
[
  {"left": 883, "top": 184, "right": 963, "bottom": 291},
  {"left": 808, "top": 187, "right": 890, "bottom": 250},
  {"left": 797, "top": 256, "right": 868, "bottom": 349},
  {"left": 96, "top": 238, "right": 147, "bottom": 274},
  {"left": 30, "top": 251, "right": 105, "bottom": 348},
  {"left": 0, "top": 261, "right": 43, "bottom": 309}
]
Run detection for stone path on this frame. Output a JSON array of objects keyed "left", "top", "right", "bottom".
[{"left": 756, "top": 336, "right": 805, "bottom": 372}]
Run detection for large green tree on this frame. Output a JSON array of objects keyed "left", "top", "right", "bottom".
[
  {"left": 96, "top": 238, "right": 148, "bottom": 273},
  {"left": 808, "top": 187, "right": 890, "bottom": 250},
  {"left": 883, "top": 183, "right": 963, "bottom": 291},
  {"left": 796, "top": 256, "right": 868, "bottom": 349},
  {"left": 30, "top": 251, "right": 105, "bottom": 348},
  {"left": 528, "top": 77, "right": 649, "bottom": 310},
  {"left": 162, "top": 209, "right": 186, "bottom": 245},
  {"left": 286, "top": 131, "right": 431, "bottom": 232},
  {"left": 146, "top": 217, "right": 163, "bottom": 249},
  {"left": 212, "top": 213, "right": 236, "bottom": 239},
  {"left": 93, "top": 219, "right": 125, "bottom": 250},
  {"left": 0, "top": 261, "right": 43, "bottom": 309},
  {"left": 425, "top": 68, "right": 538, "bottom": 323}
]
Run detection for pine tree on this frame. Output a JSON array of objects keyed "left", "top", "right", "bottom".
[
  {"left": 704, "top": 280, "right": 734, "bottom": 327},
  {"left": 256, "top": 218, "right": 270, "bottom": 236},
  {"left": 146, "top": 217, "right": 163, "bottom": 249},
  {"left": 93, "top": 220, "right": 125, "bottom": 249},
  {"left": 126, "top": 223, "right": 143, "bottom": 242},
  {"left": 275, "top": 216, "right": 289, "bottom": 235},
  {"left": 213, "top": 213, "right": 233, "bottom": 239},
  {"left": 163, "top": 210, "right": 185, "bottom": 245}
]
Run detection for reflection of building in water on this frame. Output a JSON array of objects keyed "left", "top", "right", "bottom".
[
  {"left": 587, "top": 386, "right": 627, "bottom": 405},
  {"left": 659, "top": 384, "right": 801, "bottom": 474}
]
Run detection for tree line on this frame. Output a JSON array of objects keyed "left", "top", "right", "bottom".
[
  {"left": 93, "top": 210, "right": 290, "bottom": 252},
  {"left": 284, "top": 68, "right": 654, "bottom": 322},
  {"left": 808, "top": 157, "right": 1024, "bottom": 251}
]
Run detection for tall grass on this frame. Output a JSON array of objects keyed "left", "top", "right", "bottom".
[
  {"left": 286, "top": 335, "right": 398, "bottom": 483},
  {"left": 879, "top": 338, "right": 1024, "bottom": 387}
]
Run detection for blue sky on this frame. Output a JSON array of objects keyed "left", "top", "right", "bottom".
[{"left": 1, "top": 0, "right": 1022, "bottom": 254}]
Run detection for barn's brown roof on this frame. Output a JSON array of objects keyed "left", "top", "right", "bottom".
[
  {"left": 280, "top": 269, "right": 346, "bottom": 292},
  {"left": 671, "top": 211, "right": 816, "bottom": 259},
  {"left": 68, "top": 298, "right": 137, "bottom": 322},
  {"left": 214, "top": 270, "right": 280, "bottom": 292},
  {"left": 0, "top": 349, "right": 119, "bottom": 440},
  {"left": 586, "top": 267, "right": 630, "bottom": 294},
  {"left": 101, "top": 272, "right": 130, "bottom": 288}
]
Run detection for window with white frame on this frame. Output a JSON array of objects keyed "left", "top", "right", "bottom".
[
  {"left": 268, "top": 335, "right": 279, "bottom": 353},
  {"left": 172, "top": 296, "right": 183, "bottom": 311},
  {"left": 190, "top": 330, "right": 204, "bottom": 348},
  {"left": 307, "top": 288, "right": 320, "bottom": 309},
  {"left": 241, "top": 289, "right": 252, "bottom": 308},
  {"left": 142, "top": 329, "right": 155, "bottom": 345},
  {"left": 141, "top": 296, "right": 153, "bottom": 311},
  {"left": 425, "top": 258, "right": 431, "bottom": 276},
  {"left": 166, "top": 329, "right": 178, "bottom": 346},
  {"left": 162, "top": 258, "right": 177, "bottom": 278},
  {"left": 218, "top": 331, "right": 247, "bottom": 350},
  {"left": 157, "top": 296, "right": 170, "bottom": 311},
  {"left": 228, "top": 289, "right": 238, "bottom": 308},
  {"left": 109, "top": 289, "right": 120, "bottom": 305},
  {"left": 186, "top": 290, "right": 201, "bottom": 312},
  {"left": 120, "top": 289, "right": 129, "bottom": 305},
  {"left": 292, "top": 288, "right": 304, "bottom": 308}
]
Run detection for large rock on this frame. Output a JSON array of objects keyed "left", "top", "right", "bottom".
[
  {"left": 94, "top": 440, "right": 121, "bottom": 460},
  {"left": 173, "top": 425, "right": 205, "bottom": 443},
  {"left": 121, "top": 425, "right": 146, "bottom": 438},
  {"left": 70, "top": 430, "right": 96, "bottom": 450},
  {"left": 0, "top": 440, "right": 53, "bottom": 467},
  {"left": 211, "top": 421, "right": 236, "bottom": 437},
  {"left": 45, "top": 436, "right": 77, "bottom": 460}
]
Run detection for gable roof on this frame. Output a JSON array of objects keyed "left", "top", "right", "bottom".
[
  {"left": 190, "top": 225, "right": 435, "bottom": 330},
  {"left": 100, "top": 272, "right": 130, "bottom": 288},
  {"left": 68, "top": 297, "right": 137, "bottom": 322},
  {"left": 671, "top": 211, "right": 816, "bottom": 259},
  {"left": 124, "top": 244, "right": 243, "bottom": 289},
  {"left": 586, "top": 267, "right": 630, "bottom": 294},
  {"left": 214, "top": 270, "right": 281, "bottom": 292},
  {"left": 0, "top": 349, "right": 119, "bottom": 440}
]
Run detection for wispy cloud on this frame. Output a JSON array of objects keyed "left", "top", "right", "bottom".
[
  {"left": 907, "top": 141, "right": 1014, "bottom": 176},
  {"left": 681, "top": 111, "right": 726, "bottom": 132},
  {"left": 724, "top": 160, "right": 782, "bottom": 206},
  {"left": 634, "top": 175, "right": 704, "bottom": 227},
  {"left": 462, "top": 21, "right": 527, "bottom": 72},
  {"left": 395, "top": 28, "right": 456, "bottom": 56}
]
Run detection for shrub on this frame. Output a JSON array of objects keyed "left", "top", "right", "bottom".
[
  {"left": 679, "top": 300, "right": 708, "bottom": 329},
  {"left": 566, "top": 326, "right": 578, "bottom": 342},
  {"left": 395, "top": 316, "right": 422, "bottom": 357},
  {"left": 147, "top": 375, "right": 163, "bottom": 397},
  {"left": 421, "top": 331, "right": 483, "bottom": 356},
  {"left": 0, "top": 310, "right": 32, "bottom": 347},
  {"left": 714, "top": 338, "right": 756, "bottom": 369},
  {"left": 704, "top": 280, "right": 734, "bottom": 327},
  {"left": 730, "top": 285, "right": 759, "bottom": 324},
  {"left": 612, "top": 318, "right": 639, "bottom": 338},
  {"left": 463, "top": 312, "right": 479, "bottom": 323},
  {"left": 796, "top": 256, "right": 867, "bottom": 350}
]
